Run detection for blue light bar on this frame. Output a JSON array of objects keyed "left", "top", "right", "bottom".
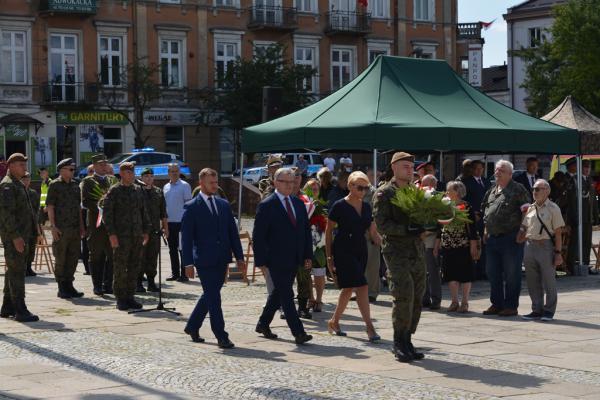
[{"left": 132, "top": 147, "right": 155, "bottom": 153}]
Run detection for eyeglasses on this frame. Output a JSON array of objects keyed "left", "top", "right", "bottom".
[
  {"left": 533, "top": 187, "right": 546, "bottom": 192},
  {"left": 355, "top": 185, "right": 369, "bottom": 192}
]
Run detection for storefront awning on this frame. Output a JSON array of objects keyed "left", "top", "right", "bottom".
[{"left": 0, "top": 113, "right": 44, "bottom": 131}]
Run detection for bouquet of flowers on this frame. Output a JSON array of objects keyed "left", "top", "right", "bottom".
[
  {"left": 302, "top": 186, "right": 328, "bottom": 268},
  {"left": 390, "top": 185, "right": 471, "bottom": 229}
]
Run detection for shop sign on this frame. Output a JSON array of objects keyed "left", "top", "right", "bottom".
[
  {"left": 468, "top": 45, "right": 483, "bottom": 87},
  {"left": 5, "top": 124, "right": 29, "bottom": 140},
  {"left": 143, "top": 111, "right": 198, "bottom": 126},
  {"left": 44, "top": 0, "right": 97, "bottom": 14},
  {"left": 57, "top": 111, "right": 128, "bottom": 125}
]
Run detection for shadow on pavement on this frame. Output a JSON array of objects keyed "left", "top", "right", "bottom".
[{"left": 250, "top": 387, "right": 345, "bottom": 400}]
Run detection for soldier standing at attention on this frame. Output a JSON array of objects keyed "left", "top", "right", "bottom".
[
  {"left": 137, "top": 168, "right": 169, "bottom": 293},
  {"left": 47, "top": 158, "right": 85, "bottom": 299},
  {"left": 0, "top": 153, "right": 39, "bottom": 322},
  {"left": 103, "top": 162, "right": 150, "bottom": 311},
  {"left": 258, "top": 155, "right": 283, "bottom": 200},
  {"left": 81, "top": 154, "right": 117, "bottom": 295},
  {"left": 21, "top": 172, "right": 40, "bottom": 277},
  {"left": 373, "top": 152, "right": 426, "bottom": 363}
]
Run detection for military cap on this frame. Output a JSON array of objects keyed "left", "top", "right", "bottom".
[
  {"left": 416, "top": 161, "right": 433, "bottom": 171},
  {"left": 119, "top": 161, "right": 136, "bottom": 171},
  {"left": 91, "top": 154, "right": 108, "bottom": 164},
  {"left": 266, "top": 154, "right": 283, "bottom": 167},
  {"left": 7, "top": 153, "right": 27, "bottom": 164},
  {"left": 57, "top": 158, "right": 76, "bottom": 170},
  {"left": 390, "top": 152, "right": 415, "bottom": 165},
  {"left": 141, "top": 167, "right": 154, "bottom": 176},
  {"left": 564, "top": 157, "right": 577, "bottom": 167}
]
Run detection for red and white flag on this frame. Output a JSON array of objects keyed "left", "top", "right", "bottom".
[{"left": 480, "top": 19, "right": 496, "bottom": 30}]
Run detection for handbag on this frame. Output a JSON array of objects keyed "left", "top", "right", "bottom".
[{"left": 535, "top": 205, "right": 556, "bottom": 241}]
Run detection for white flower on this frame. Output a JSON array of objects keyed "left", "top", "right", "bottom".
[
  {"left": 442, "top": 197, "right": 452, "bottom": 205},
  {"left": 424, "top": 189, "right": 434, "bottom": 199}
]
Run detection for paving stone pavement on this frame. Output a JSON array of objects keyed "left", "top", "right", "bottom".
[{"left": 1, "top": 224, "right": 600, "bottom": 399}]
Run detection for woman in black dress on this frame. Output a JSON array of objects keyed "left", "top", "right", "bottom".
[
  {"left": 434, "top": 181, "right": 479, "bottom": 313},
  {"left": 325, "top": 172, "right": 381, "bottom": 341}
]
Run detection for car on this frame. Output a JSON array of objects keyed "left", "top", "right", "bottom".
[
  {"left": 78, "top": 148, "right": 191, "bottom": 180},
  {"left": 280, "top": 153, "right": 324, "bottom": 177},
  {"left": 242, "top": 166, "right": 268, "bottom": 184}
]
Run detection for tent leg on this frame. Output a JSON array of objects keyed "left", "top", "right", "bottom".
[
  {"left": 439, "top": 151, "right": 444, "bottom": 183},
  {"left": 373, "top": 149, "right": 378, "bottom": 186},
  {"left": 577, "top": 155, "right": 584, "bottom": 268},
  {"left": 237, "top": 152, "right": 244, "bottom": 231}
]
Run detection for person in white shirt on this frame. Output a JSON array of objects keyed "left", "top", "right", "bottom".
[
  {"left": 323, "top": 155, "right": 336, "bottom": 172},
  {"left": 163, "top": 163, "right": 192, "bottom": 282}
]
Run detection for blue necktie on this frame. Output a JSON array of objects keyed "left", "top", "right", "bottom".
[{"left": 208, "top": 196, "right": 218, "bottom": 217}]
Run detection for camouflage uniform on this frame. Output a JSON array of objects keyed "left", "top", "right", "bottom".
[
  {"left": 258, "top": 177, "right": 275, "bottom": 200},
  {"left": 0, "top": 173, "right": 36, "bottom": 313},
  {"left": 373, "top": 178, "right": 426, "bottom": 344},
  {"left": 139, "top": 185, "right": 167, "bottom": 282},
  {"left": 46, "top": 176, "right": 81, "bottom": 286},
  {"left": 81, "top": 174, "right": 117, "bottom": 292},
  {"left": 103, "top": 182, "right": 150, "bottom": 302}
]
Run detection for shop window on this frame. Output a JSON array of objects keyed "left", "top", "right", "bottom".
[
  {"left": 102, "top": 127, "right": 122, "bottom": 158},
  {"left": 165, "top": 126, "right": 184, "bottom": 157}
]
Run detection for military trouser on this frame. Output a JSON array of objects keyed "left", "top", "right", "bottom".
[
  {"left": 383, "top": 251, "right": 426, "bottom": 338},
  {"left": 2, "top": 239, "right": 29, "bottom": 300},
  {"left": 113, "top": 235, "right": 143, "bottom": 301},
  {"left": 139, "top": 234, "right": 160, "bottom": 281},
  {"left": 88, "top": 225, "right": 113, "bottom": 290},
  {"left": 296, "top": 265, "right": 311, "bottom": 301},
  {"left": 26, "top": 234, "right": 36, "bottom": 267},
  {"left": 52, "top": 228, "right": 80, "bottom": 283}
]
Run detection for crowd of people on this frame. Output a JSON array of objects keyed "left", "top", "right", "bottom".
[{"left": 0, "top": 150, "right": 597, "bottom": 363}]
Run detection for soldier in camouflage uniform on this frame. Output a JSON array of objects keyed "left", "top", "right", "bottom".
[
  {"left": 0, "top": 153, "right": 39, "bottom": 322},
  {"left": 258, "top": 154, "right": 283, "bottom": 200},
  {"left": 103, "top": 162, "right": 150, "bottom": 311},
  {"left": 47, "top": 158, "right": 85, "bottom": 299},
  {"left": 137, "top": 168, "right": 168, "bottom": 293},
  {"left": 21, "top": 172, "right": 39, "bottom": 277},
  {"left": 373, "top": 152, "right": 425, "bottom": 362},
  {"left": 81, "top": 154, "right": 117, "bottom": 295}
]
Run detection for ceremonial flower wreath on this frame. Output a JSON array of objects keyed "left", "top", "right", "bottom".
[
  {"left": 302, "top": 186, "right": 328, "bottom": 268},
  {"left": 390, "top": 185, "right": 471, "bottom": 229}
]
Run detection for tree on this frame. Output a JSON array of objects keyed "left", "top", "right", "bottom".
[
  {"left": 515, "top": 0, "right": 600, "bottom": 117},
  {"left": 97, "top": 58, "right": 161, "bottom": 148}
]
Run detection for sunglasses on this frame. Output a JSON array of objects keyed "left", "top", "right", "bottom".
[
  {"left": 533, "top": 187, "right": 546, "bottom": 192},
  {"left": 355, "top": 185, "right": 369, "bottom": 192}
]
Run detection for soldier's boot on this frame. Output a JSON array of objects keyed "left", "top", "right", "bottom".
[
  {"left": 297, "top": 298, "right": 312, "bottom": 319},
  {"left": 405, "top": 332, "right": 425, "bottom": 360},
  {"left": 136, "top": 279, "right": 146, "bottom": 293},
  {"left": 116, "top": 298, "right": 129, "bottom": 311},
  {"left": 1, "top": 294, "right": 15, "bottom": 318},
  {"left": 128, "top": 297, "right": 143, "bottom": 310},
  {"left": 147, "top": 279, "right": 159, "bottom": 293},
  {"left": 66, "top": 281, "right": 84, "bottom": 298},
  {"left": 25, "top": 263, "right": 37, "bottom": 277},
  {"left": 57, "top": 282, "right": 72, "bottom": 299},
  {"left": 14, "top": 298, "right": 39, "bottom": 323},
  {"left": 392, "top": 331, "right": 413, "bottom": 363}
]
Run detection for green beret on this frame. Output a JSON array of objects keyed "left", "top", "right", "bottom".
[{"left": 141, "top": 168, "right": 154, "bottom": 176}]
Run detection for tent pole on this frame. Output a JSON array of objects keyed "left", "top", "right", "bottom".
[
  {"left": 373, "top": 149, "right": 378, "bottom": 186},
  {"left": 439, "top": 151, "right": 444, "bottom": 183},
  {"left": 577, "top": 155, "right": 584, "bottom": 269},
  {"left": 237, "top": 152, "right": 244, "bottom": 231}
]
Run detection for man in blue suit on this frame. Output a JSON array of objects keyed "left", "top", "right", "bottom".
[
  {"left": 253, "top": 168, "right": 314, "bottom": 345},
  {"left": 463, "top": 160, "right": 490, "bottom": 279},
  {"left": 181, "top": 168, "right": 244, "bottom": 349}
]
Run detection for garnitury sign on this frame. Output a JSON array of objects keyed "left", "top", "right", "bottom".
[{"left": 44, "top": 0, "right": 97, "bottom": 14}]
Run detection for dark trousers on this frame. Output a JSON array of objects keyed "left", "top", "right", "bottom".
[
  {"left": 88, "top": 226, "right": 113, "bottom": 290},
  {"left": 167, "top": 222, "right": 183, "bottom": 277},
  {"left": 259, "top": 267, "right": 305, "bottom": 337},
  {"left": 81, "top": 209, "right": 90, "bottom": 274},
  {"left": 185, "top": 264, "right": 228, "bottom": 340},
  {"left": 486, "top": 231, "right": 523, "bottom": 310}
]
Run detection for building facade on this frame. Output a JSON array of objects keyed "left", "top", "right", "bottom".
[{"left": 0, "top": 0, "right": 481, "bottom": 177}]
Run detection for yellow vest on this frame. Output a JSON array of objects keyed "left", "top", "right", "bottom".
[{"left": 40, "top": 180, "right": 49, "bottom": 208}]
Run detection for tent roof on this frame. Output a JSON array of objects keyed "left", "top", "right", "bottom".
[
  {"left": 541, "top": 96, "right": 600, "bottom": 134},
  {"left": 242, "top": 56, "right": 578, "bottom": 154}
]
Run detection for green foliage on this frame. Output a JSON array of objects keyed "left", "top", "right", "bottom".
[
  {"left": 314, "top": 246, "right": 327, "bottom": 268},
  {"left": 514, "top": 0, "right": 600, "bottom": 117},
  {"left": 199, "top": 43, "right": 318, "bottom": 131}
]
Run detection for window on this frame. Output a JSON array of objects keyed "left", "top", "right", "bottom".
[
  {"left": 220, "top": 128, "right": 235, "bottom": 173},
  {"left": 411, "top": 43, "right": 437, "bottom": 59},
  {"left": 331, "top": 47, "right": 354, "bottom": 91},
  {"left": 0, "top": 31, "right": 26, "bottom": 84},
  {"left": 369, "top": 0, "right": 389, "bottom": 18},
  {"left": 215, "top": 0, "right": 239, "bottom": 7},
  {"left": 296, "top": 0, "right": 317, "bottom": 13},
  {"left": 367, "top": 42, "right": 390, "bottom": 64},
  {"left": 165, "top": 127, "right": 184, "bottom": 156},
  {"left": 99, "top": 36, "right": 122, "bottom": 86},
  {"left": 49, "top": 33, "right": 79, "bottom": 102},
  {"left": 159, "top": 0, "right": 181, "bottom": 3},
  {"left": 295, "top": 46, "right": 318, "bottom": 92},
  {"left": 529, "top": 27, "right": 542, "bottom": 48},
  {"left": 461, "top": 57, "right": 469, "bottom": 80},
  {"left": 414, "top": 0, "right": 434, "bottom": 22},
  {"left": 160, "top": 39, "right": 183, "bottom": 87},
  {"left": 215, "top": 41, "right": 239, "bottom": 88},
  {"left": 253, "top": 41, "right": 276, "bottom": 58},
  {"left": 102, "top": 127, "right": 122, "bottom": 158}
]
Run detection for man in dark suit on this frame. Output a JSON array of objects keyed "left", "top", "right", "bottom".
[
  {"left": 181, "top": 168, "right": 244, "bottom": 349},
  {"left": 513, "top": 157, "right": 541, "bottom": 201},
  {"left": 463, "top": 160, "right": 490, "bottom": 279},
  {"left": 253, "top": 167, "right": 314, "bottom": 345}
]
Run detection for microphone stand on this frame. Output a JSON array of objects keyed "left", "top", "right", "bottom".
[{"left": 130, "top": 232, "right": 181, "bottom": 316}]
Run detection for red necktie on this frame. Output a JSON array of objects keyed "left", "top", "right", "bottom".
[{"left": 284, "top": 197, "right": 297, "bottom": 227}]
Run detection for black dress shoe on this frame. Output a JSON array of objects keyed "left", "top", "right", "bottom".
[
  {"left": 103, "top": 287, "right": 114, "bottom": 295},
  {"left": 67, "top": 282, "right": 84, "bottom": 298},
  {"left": 147, "top": 281, "right": 159, "bottom": 292},
  {"left": 166, "top": 276, "right": 179, "bottom": 281},
  {"left": 136, "top": 283, "right": 146, "bottom": 293},
  {"left": 218, "top": 338, "right": 235, "bottom": 349},
  {"left": 298, "top": 308, "right": 312, "bottom": 319},
  {"left": 184, "top": 327, "right": 205, "bottom": 343},
  {"left": 25, "top": 268, "right": 37, "bottom": 277},
  {"left": 369, "top": 296, "right": 377, "bottom": 303},
  {"left": 255, "top": 324, "right": 278, "bottom": 339},
  {"left": 176, "top": 276, "right": 189, "bottom": 283},
  {"left": 294, "top": 333, "right": 313, "bottom": 345},
  {"left": 57, "top": 283, "right": 72, "bottom": 299},
  {"left": 93, "top": 287, "right": 104, "bottom": 296},
  {"left": 429, "top": 303, "right": 441, "bottom": 310}
]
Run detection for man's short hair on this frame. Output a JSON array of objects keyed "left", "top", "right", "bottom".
[
  {"left": 526, "top": 157, "right": 539, "bottom": 164},
  {"left": 421, "top": 174, "right": 438, "bottom": 186},
  {"left": 199, "top": 168, "right": 218, "bottom": 179},
  {"left": 533, "top": 179, "right": 550, "bottom": 189},
  {"left": 274, "top": 167, "right": 295, "bottom": 181},
  {"left": 495, "top": 159, "right": 514, "bottom": 174}
]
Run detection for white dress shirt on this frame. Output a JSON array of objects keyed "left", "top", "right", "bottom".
[
  {"left": 163, "top": 179, "right": 192, "bottom": 223},
  {"left": 198, "top": 191, "right": 218, "bottom": 215},
  {"left": 275, "top": 190, "right": 296, "bottom": 218}
]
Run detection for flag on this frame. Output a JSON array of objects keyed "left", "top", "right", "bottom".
[
  {"left": 480, "top": 19, "right": 496, "bottom": 30},
  {"left": 359, "top": 0, "right": 368, "bottom": 7}
]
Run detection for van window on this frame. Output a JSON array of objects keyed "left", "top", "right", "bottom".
[
  {"left": 310, "top": 154, "right": 323, "bottom": 164},
  {"left": 283, "top": 155, "right": 295, "bottom": 165}
]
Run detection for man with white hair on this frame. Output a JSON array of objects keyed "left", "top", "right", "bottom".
[{"left": 481, "top": 160, "right": 530, "bottom": 317}]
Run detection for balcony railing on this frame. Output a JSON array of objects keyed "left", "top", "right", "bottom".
[
  {"left": 457, "top": 23, "right": 482, "bottom": 40},
  {"left": 248, "top": 6, "right": 297, "bottom": 30},
  {"left": 42, "top": 82, "right": 96, "bottom": 104},
  {"left": 325, "top": 11, "right": 371, "bottom": 35}
]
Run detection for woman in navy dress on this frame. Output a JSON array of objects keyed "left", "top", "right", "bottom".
[{"left": 325, "top": 171, "right": 381, "bottom": 342}]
